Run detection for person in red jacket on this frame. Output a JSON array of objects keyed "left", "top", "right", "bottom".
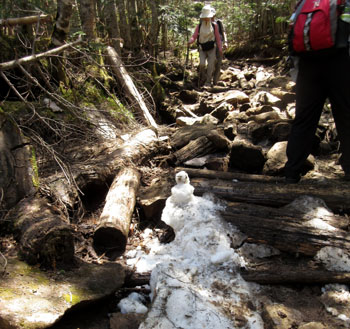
[{"left": 187, "top": 5, "right": 222, "bottom": 87}]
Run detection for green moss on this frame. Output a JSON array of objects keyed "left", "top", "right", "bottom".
[
  {"left": 63, "top": 292, "right": 81, "bottom": 305},
  {"left": 106, "top": 97, "right": 134, "bottom": 123},
  {"left": 1, "top": 101, "right": 28, "bottom": 115},
  {"left": 62, "top": 286, "right": 90, "bottom": 305},
  {"left": 30, "top": 148, "right": 40, "bottom": 188},
  {"left": 0, "top": 287, "right": 16, "bottom": 299}
]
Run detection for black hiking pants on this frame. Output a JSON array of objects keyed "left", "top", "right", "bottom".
[{"left": 285, "top": 49, "right": 350, "bottom": 178}]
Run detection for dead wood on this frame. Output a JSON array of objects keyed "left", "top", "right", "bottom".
[
  {"left": 0, "top": 37, "right": 82, "bottom": 71},
  {"left": 42, "top": 129, "right": 158, "bottom": 218},
  {"left": 241, "top": 265, "right": 350, "bottom": 285},
  {"left": 93, "top": 167, "right": 141, "bottom": 254},
  {"left": 172, "top": 136, "right": 215, "bottom": 165},
  {"left": 0, "top": 15, "right": 51, "bottom": 27},
  {"left": 4, "top": 195, "right": 74, "bottom": 267},
  {"left": 176, "top": 167, "right": 283, "bottom": 183},
  {"left": 222, "top": 202, "right": 350, "bottom": 256},
  {"left": 170, "top": 124, "right": 217, "bottom": 149},
  {"left": 105, "top": 46, "right": 158, "bottom": 129},
  {"left": 222, "top": 201, "right": 349, "bottom": 230},
  {"left": 190, "top": 177, "right": 350, "bottom": 213}
]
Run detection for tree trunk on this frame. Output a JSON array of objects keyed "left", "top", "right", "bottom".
[
  {"left": 77, "top": 0, "right": 97, "bottom": 40},
  {"left": 50, "top": 0, "right": 74, "bottom": 84},
  {"left": 160, "top": 0, "right": 167, "bottom": 54},
  {"left": 105, "top": 46, "right": 158, "bottom": 128},
  {"left": 51, "top": 0, "right": 74, "bottom": 46},
  {"left": 105, "top": 0, "right": 121, "bottom": 53},
  {"left": 190, "top": 178, "right": 350, "bottom": 213},
  {"left": 128, "top": 0, "right": 142, "bottom": 52},
  {"left": 117, "top": 0, "right": 131, "bottom": 49},
  {"left": 0, "top": 112, "right": 36, "bottom": 211},
  {"left": 93, "top": 167, "right": 140, "bottom": 254},
  {"left": 149, "top": 0, "right": 159, "bottom": 58},
  {"left": 4, "top": 196, "right": 74, "bottom": 267}
]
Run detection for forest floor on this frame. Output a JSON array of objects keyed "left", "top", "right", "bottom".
[{"left": 2, "top": 50, "right": 350, "bottom": 329}]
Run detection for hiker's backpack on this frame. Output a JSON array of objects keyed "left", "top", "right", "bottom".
[
  {"left": 216, "top": 19, "right": 224, "bottom": 40},
  {"left": 289, "top": 0, "right": 346, "bottom": 54}
]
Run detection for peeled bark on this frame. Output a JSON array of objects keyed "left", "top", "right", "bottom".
[{"left": 93, "top": 167, "right": 141, "bottom": 254}]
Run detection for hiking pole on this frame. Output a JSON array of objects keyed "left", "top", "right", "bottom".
[{"left": 182, "top": 44, "right": 189, "bottom": 86}]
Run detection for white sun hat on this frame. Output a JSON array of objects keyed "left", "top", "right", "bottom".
[
  {"left": 200, "top": 5, "right": 214, "bottom": 18},
  {"left": 211, "top": 6, "right": 216, "bottom": 15}
]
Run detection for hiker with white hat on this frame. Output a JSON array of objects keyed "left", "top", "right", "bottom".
[{"left": 187, "top": 4, "right": 222, "bottom": 87}]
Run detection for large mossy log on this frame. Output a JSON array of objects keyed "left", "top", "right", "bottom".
[
  {"left": 222, "top": 202, "right": 350, "bottom": 256},
  {"left": 190, "top": 177, "right": 350, "bottom": 213},
  {"left": 93, "top": 167, "right": 140, "bottom": 254},
  {"left": 4, "top": 196, "right": 74, "bottom": 266}
]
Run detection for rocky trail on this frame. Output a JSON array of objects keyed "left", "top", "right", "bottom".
[{"left": 1, "top": 54, "right": 350, "bottom": 329}]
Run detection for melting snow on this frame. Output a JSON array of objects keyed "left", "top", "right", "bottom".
[{"left": 120, "top": 172, "right": 348, "bottom": 328}]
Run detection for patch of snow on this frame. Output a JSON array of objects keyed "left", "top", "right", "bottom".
[
  {"left": 127, "top": 171, "right": 263, "bottom": 329},
  {"left": 118, "top": 292, "right": 148, "bottom": 314},
  {"left": 315, "top": 247, "right": 350, "bottom": 272},
  {"left": 239, "top": 243, "right": 280, "bottom": 259}
]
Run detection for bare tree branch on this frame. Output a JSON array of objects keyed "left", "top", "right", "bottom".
[{"left": 0, "top": 37, "right": 82, "bottom": 71}]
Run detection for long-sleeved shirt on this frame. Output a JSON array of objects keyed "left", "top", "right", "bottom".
[{"left": 188, "top": 21, "right": 222, "bottom": 53}]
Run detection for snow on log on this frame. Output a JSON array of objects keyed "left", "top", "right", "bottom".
[
  {"left": 4, "top": 196, "right": 74, "bottom": 267},
  {"left": 93, "top": 167, "right": 141, "bottom": 254},
  {"left": 105, "top": 46, "right": 158, "bottom": 129}
]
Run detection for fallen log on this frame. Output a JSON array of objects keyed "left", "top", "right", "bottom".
[
  {"left": 241, "top": 265, "right": 350, "bottom": 285},
  {"left": 222, "top": 202, "right": 350, "bottom": 256},
  {"left": 4, "top": 196, "right": 74, "bottom": 267},
  {"left": 176, "top": 167, "right": 283, "bottom": 183},
  {"left": 0, "top": 15, "right": 51, "bottom": 27},
  {"left": 170, "top": 123, "right": 217, "bottom": 149},
  {"left": 93, "top": 167, "right": 141, "bottom": 254},
  {"left": 172, "top": 136, "right": 215, "bottom": 165},
  {"left": 42, "top": 128, "right": 158, "bottom": 219},
  {"left": 190, "top": 177, "right": 350, "bottom": 213},
  {"left": 106, "top": 46, "right": 158, "bottom": 129},
  {"left": 221, "top": 201, "right": 348, "bottom": 230}
]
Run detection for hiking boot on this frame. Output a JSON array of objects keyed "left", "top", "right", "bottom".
[{"left": 284, "top": 174, "right": 301, "bottom": 184}]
